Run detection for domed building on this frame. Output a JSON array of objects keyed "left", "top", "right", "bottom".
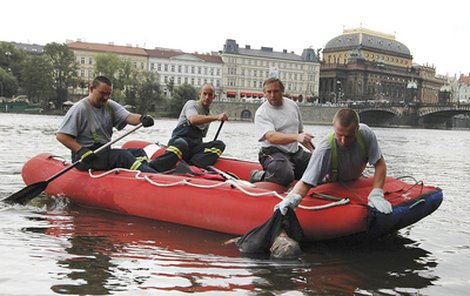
[{"left": 319, "top": 28, "right": 445, "bottom": 104}]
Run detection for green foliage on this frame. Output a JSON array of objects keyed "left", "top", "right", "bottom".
[
  {"left": 136, "top": 71, "right": 163, "bottom": 114},
  {"left": 94, "top": 53, "right": 123, "bottom": 88},
  {"left": 169, "top": 83, "right": 197, "bottom": 116},
  {"left": 0, "top": 42, "right": 26, "bottom": 82},
  {"left": 0, "top": 68, "right": 19, "bottom": 97},
  {"left": 43, "top": 43, "right": 78, "bottom": 107},
  {"left": 118, "top": 59, "right": 140, "bottom": 106},
  {"left": 20, "top": 55, "right": 54, "bottom": 105}
]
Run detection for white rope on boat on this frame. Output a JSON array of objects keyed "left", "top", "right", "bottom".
[{"left": 87, "top": 168, "right": 349, "bottom": 210}]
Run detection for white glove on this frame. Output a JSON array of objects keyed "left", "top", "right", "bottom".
[
  {"left": 368, "top": 188, "right": 392, "bottom": 214},
  {"left": 274, "top": 192, "right": 302, "bottom": 215}
]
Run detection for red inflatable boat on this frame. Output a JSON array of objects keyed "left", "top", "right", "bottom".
[{"left": 19, "top": 141, "right": 443, "bottom": 241}]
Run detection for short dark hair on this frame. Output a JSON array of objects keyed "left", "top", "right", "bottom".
[
  {"left": 263, "top": 78, "right": 285, "bottom": 92},
  {"left": 91, "top": 76, "right": 112, "bottom": 88},
  {"left": 333, "top": 108, "right": 360, "bottom": 129}
]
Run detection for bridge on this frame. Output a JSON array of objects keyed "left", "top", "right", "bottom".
[
  {"left": 212, "top": 101, "right": 470, "bottom": 128},
  {"left": 354, "top": 104, "right": 470, "bottom": 127}
]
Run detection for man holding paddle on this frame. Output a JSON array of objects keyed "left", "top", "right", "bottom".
[
  {"left": 56, "top": 76, "right": 157, "bottom": 173},
  {"left": 149, "top": 83, "right": 228, "bottom": 172}
]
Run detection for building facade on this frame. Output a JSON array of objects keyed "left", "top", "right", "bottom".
[
  {"left": 146, "top": 48, "right": 223, "bottom": 96},
  {"left": 457, "top": 74, "right": 470, "bottom": 103},
  {"left": 320, "top": 28, "right": 445, "bottom": 105},
  {"left": 221, "top": 39, "right": 320, "bottom": 102},
  {"left": 67, "top": 41, "right": 148, "bottom": 83}
]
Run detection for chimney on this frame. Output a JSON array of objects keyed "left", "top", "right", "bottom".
[
  {"left": 283, "top": 49, "right": 287, "bottom": 53},
  {"left": 245, "top": 45, "right": 251, "bottom": 49}
]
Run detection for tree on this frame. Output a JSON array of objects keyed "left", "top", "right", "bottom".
[
  {"left": 0, "top": 68, "right": 19, "bottom": 98},
  {"left": 166, "top": 77, "right": 175, "bottom": 97},
  {"left": 43, "top": 42, "right": 78, "bottom": 108},
  {"left": 94, "top": 53, "right": 123, "bottom": 88},
  {"left": 118, "top": 59, "right": 140, "bottom": 106},
  {"left": 136, "top": 71, "right": 163, "bottom": 114},
  {"left": 0, "top": 42, "right": 26, "bottom": 83},
  {"left": 20, "top": 55, "right": 54, "bottom": 106},
  {"left": 169, "top": 83, "right": 197, "bottom": 116}
]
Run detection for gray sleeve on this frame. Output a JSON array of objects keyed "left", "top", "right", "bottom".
[
  {"left": 108, "top": 100, "right": 130, "bottom": 130},
  {"left": 301, "top": 137, "right": 332, "bottom": 187},
  {"left": 254, "top": 106, "right": 275, "bottom": 142},
  {"left": 360, "top": 124, "right": 382, "bottom": 165},
  {"left": 184, "top": 100, "right": 199, "bottom": 119},
  {"left": 57, "top": 103, "right": 87, "bottom": 137}
]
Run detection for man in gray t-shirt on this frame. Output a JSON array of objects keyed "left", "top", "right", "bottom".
[
  {"left": 275, "top": 108, "right": 393, "bottom": 215},
  {"left": 251, "top": 78, "right": 315, "bottom": 187},
  {"left": 57, "top": 76, "right": 156, "bottom": 172}
]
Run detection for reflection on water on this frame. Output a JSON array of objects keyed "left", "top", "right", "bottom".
[
  {"left": 9, "top": 202, "right": 437, "bottom": 295},
  {"left": 1, "top": 114, "right": 469, "bottom": 295}
]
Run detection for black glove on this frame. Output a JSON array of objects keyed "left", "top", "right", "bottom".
[
  {"left": 140, "top": 115, "right": 154, "bottom": 127},
  {"left": 77, "top": 147, "right": 95, "bottom": 164}
]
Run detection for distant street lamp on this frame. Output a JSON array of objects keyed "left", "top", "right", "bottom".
[{"left": 336, "top": 80, "right": 343, "bottom": 102}]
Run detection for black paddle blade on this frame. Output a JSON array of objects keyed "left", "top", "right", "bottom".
[{"left": 2, "top": 181, "right": 49, "bottom": 205}]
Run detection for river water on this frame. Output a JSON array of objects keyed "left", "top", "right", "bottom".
[{"left": 0, "top": 113, "right": 469, "bottom": 295}]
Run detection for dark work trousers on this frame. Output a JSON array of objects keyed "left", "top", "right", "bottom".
[
  {"left": 258, "top": 146, "right": 311, "bottom": 187},
  {"left": 150, "top": 137, "right": 225, "bottom": 172},
  {"left": 73, "top": 146, "right": 157, "bottom": 173}
]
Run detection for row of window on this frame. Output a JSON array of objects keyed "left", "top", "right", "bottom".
[
  {"left": 79, "top": 56, "right": 146, "bottom": 69},
  {"left": 227, "top": 68, "right": 316, "bottom": 81},
  {"left": 163, "top": 75, "right": 221, "bottom": 88},
  {"left": 151, "top": 63, "right": 221, "bottom": 76},
  {"left": 224, "top": 56, "right": 317, "bottom": 71},
  {"left": 226, "top": 79, "right": 308, "bottom": 92}
]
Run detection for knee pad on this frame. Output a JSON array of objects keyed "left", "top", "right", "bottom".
[
  {"left": 212, "top": 140, "right": 226, "bottom": 151},
  {"left": 168, "top": 138, "right": 189, "bottom": 159}
]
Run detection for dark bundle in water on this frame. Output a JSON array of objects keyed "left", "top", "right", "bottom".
[{"left": 235, "top": 208, "right": 304, "bottom": 259}]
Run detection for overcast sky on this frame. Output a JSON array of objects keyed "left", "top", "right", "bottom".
[{"left": 2, "top": 0, "right": 468, "bottom": 77}]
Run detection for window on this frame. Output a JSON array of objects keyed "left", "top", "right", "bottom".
[
  {"left": 151, "top": 63, "right": 155, "bottom": 70},
  {"left": 157, "top": 64, "right": 161, "bottom": 71},
  {"left": 178, "top": 65, "right": 182, "bottom": 73},
  {"left": 171, "top": 65, "right": 175, "bottom": 72},
  {"left": 88, "top": 57, "right": 93, "bottom": 65},
  {"left": 164, "top": 64, "right": 168, "bottom": 72},
  {"left": 80, "top": 57, "right": 85, "bottom": 64}
]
